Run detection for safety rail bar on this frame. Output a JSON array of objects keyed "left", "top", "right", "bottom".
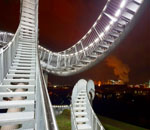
[
  {"left": 0, "top": 26, "right": 20, "bottom": 84},
  {"left": 35, "top": 54, "right": 58, "bottom": 130},
  {"left": 71, "top": 79, "right": 104, "bottom": 130},
  {"left": 34, "top": 0, "right": 59, "bottom": 129}
]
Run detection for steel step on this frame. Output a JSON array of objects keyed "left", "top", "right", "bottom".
[
  {"left": 9, "top": 70, "right": 35, "bottom": 74},
  {"left": 3, "top": 79, "right": 35, "bottom": 85},
  {"left": 77, "top": 124, "right": 91, "bottom": 130},
  {"left": 0, "top": 85, "right": 35, "bottom": 92},
  {"left": 0, "top": 100, "right": 34, "bottom": 109},
  {"left": 0, "top": 91, "right": 34, "bottom": 99},
  {"left": 0, "top": 112, "right": 34, "bottom": 125}
]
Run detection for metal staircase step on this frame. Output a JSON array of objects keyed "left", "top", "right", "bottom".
[
  {"left": 18, "top": 41, "right": 35, "bottom": 44},
  {"left": 77, "top": 95, "right": 86, "bottom": 98},
  {"left": 21, "top": 17, "right": 35, "bottom": 24},
  {"left": 21, "top": 25, "right": 35, "bottom": 31},
  {"left": 73, "top": 107, "right": 86, "bottom": 111},
  {"left": 74, "top": 112, "right": 87, "bottom": 116},
  {"left": 10, "top": 66, "right": 35, "bottom": 70},
  {"left": 0, "top": 85, "right": 34, "bottom": 91},
  {"left": 23, "top": 4, "right": 35, "bottom": 10},
  {"left": 0, "top": 112, "right": 34, "bottom": 125},
  {"left": 20, "top": 28, "right": 35, "bottom": 34},
  {"left": 16, "top": 52, "right": 36, "bottom": 56},
  {"left": 24, "top": 0, "right": 35, "bottom": 5},
  {"left": 0, "top": 91, "right": 34, "bottom": 99},
  {"left": 12, "top": 63, "right": 35, "bottom": 67},
  {"left": 20, "top": 32, "right": 35, "bottom": 37},
  {"left": 78, "top": 93, "right": 86, "bottom": 96},
  {"left": 23, "top": 1, "right": 35, "bottom": 8},
  {"left": 19, "top": 35, "right": 35, "bottom": 39},
  {"left": 13, "top": 59, "right": 35, "bottom": 62},
  {"left": 17, "top": 45, "right": 36, "bottom": 49},
  {"left": 76, "top": 117, "right": 89, "bottom": 123},
  {"left": 21, "top": 21, "right": 35, "bottom": 27},
  {"left": 22, "top": 8, "right": 35, "bottom": 15},
  {"left": 9, "top": 70, "right": 35, "bottom": 74},
  {"left": 6, "top": 74, "right": 35, "bottom": 79},
  {"left": 13, "top": 60, "right": 35, "bottom": 63},
  {"left": 74, "top": 102, "right": 86, "bottom": 106},
  {"left": 17, "top": 47, "right": 36, "bottom": 50},
  {"left": 16, "top": 51, "right": 36, "bottom": 55},
  {"left": 75, "top": 98, "right": 86, "bottom": 102},
  {"left": 77, "top": 124, "right": 91, "bottom": 130},
  {"left": 3, "top": 79, "right": 35, "bottom": 85},
  {"left": 0, "top": 100, "right": 34, "bottom": 109}
]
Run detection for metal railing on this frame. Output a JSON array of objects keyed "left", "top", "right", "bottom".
[
  {"left": 0, "top": 26, "right": 20, "bottom": 84},
  {"left": 35, "top": 57, "right": 58, "bottom": 130},
  {"left": 39, "top": 0, "right": 145, "bottom": 76},
  {"left": 0, "top": 0, "right": 59, "bottom": 129},
  {"left": 71, "top": 79, "right": 104, "bottom": 130}
]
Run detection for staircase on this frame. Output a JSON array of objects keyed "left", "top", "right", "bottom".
[
  {"left": 71, "top": 79, "right": 104, "bottom": 130},
  {"left": 0, "top": 0, "right": 36, "bottom": 129}
]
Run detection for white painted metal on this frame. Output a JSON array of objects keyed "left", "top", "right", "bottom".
[
  {"left": 38, "top": 0, "right": 145, "bottom": 76},
  {"left": 0, "top": 0, "right": 58, "bottom": 129},
  {"left": 71, "top": 79, "right": 104, "bottom": 130}
]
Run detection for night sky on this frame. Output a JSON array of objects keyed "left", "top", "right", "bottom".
[{"left": 0, "top": 0, "right": 149, "bottom": 85}]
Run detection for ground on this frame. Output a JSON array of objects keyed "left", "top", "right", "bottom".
[{"left": 56, "top": 109, "right": 147, "bottom": 130}]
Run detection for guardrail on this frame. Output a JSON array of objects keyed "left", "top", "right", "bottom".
[
  {"left": 0, "top": 26, "right": 20, "bottom": 84},
  {"left": 71, "top": 79, "right": 104, "bottom": 130},
  {"left": 0, "top": 0, "right": 59, "bottom": 129}
]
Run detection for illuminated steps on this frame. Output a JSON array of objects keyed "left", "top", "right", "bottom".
[
  {"left": 12, "top": 62, "right": 35, "bottom": 67},
  {"left": 0, "top": 85, "right": 35, "bottom": 91},
  {"left": 6, "top": 74, "right": 35, "bottom": 79},
  {"left": 0, "top": 91, "right": 34, "bottom": 99},
  {"left": 0, "top": 112, "right": 34, "bottom": 128},
  {"left": 20, "top": 28, "right": 35, "bottom": 34},
  {"left": 73, "top": 107, "right": 86, "bottom": 111},
  {"left": 9, "top": 69, "right": 35, "bottom": 74},
  {"left": 13, "top": 57, "right": 36, "bottom": 61},
  {"left": 0, "top": 100, "right": 34, "bottom": 109},
  {"left": 3, "top": 79, "right": 35, "bottom": 85},
  {"left": 77, "top": 124, "right": 91, "bottom": 130},
  {"left": 21, "top": 21, "right": 35, "bottom": 27},
  {"left": 10, "top": 66, "right": 35, "bottom": 70},
  {"left": 13, "top": 59, "right": 35, "bottom": 63}
]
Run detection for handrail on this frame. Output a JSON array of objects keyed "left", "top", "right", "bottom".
[
  {"left": 0, "top": 25, "right": 20, "bottom": 84},
  {"left": 71, "top": 79, "right": 104, "bottom": 130},
  {"left": 34, "top": 0, "right": 58, "bottom": 129},
  {"left": 86, "top": 80, "right": 104, "bottom": 130},
  {"left": 35, "top": 43, "right": 58, "bottom": 129},
  {"left": 0, "top": 0, "right": 59, "bottom": 129}
]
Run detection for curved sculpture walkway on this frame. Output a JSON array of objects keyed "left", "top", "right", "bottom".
[
  {"left": 0, "top": 0, "right": 147, "bottom": 129},
  {"left": 0, "top": 0, "right": 58, "bottom": 129},
  {"left": 39, "top": 0, "right": 145, "bottom": 76},
  {"left": 71, "top": 79, "right": 104, "bottom": 130}
]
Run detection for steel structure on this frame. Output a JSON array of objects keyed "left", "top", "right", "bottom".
[
  {"left": 0, "top": 31, "right": 13, "bottom": 48},
  {"left": 71, "top": 79, "right": 104, "bottom": 130},
  {"left": 0, "top": 0, "right": 146, "bottom": 129},
  {"left": 39, "top": 0, "right": 145, "bottom": 76},
  {"left": 0, "top": 0, "right": 58, "bottom": 129}
]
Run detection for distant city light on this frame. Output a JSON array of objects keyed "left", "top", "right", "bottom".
[{"left": 53, "top": 85, "right": 57, "bottom": 88}]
